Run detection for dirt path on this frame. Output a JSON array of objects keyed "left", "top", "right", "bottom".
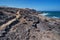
[{"left": 0, "top": 10, "right": 20, "bottom": 30}]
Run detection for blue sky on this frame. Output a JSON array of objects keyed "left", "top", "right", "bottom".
[{"left": 0, "top": 0, "right": 60, "bottom": 11}]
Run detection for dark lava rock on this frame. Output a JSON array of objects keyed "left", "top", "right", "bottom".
[{"left": 0, "top": 7, "right": 60, "bottom": 40}]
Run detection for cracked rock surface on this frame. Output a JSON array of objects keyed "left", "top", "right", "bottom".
[{"left": 0, "top": 7, "right": 60, "bottom": 40}]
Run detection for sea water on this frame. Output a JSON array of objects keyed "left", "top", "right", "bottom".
[{"left": 41, "top": 11, "right": 60, "bottom": 18}]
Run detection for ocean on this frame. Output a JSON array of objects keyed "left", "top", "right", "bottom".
[{"left": 40, "top": 11, "right": 60, "bottom": 18}]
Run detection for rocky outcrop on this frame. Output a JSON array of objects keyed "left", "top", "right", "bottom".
[{"left": 0, "top": 7, "right": 60, "bottom": 40}]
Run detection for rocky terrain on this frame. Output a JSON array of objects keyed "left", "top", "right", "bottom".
[{"left": 0, "top": 7, "right": 60, "bottom": 40}]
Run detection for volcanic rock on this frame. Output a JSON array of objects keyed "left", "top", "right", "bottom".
[{"left": 0, "top": 7, "right": 60, "bottom": 40}]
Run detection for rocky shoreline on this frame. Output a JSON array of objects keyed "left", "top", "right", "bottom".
[{"left": 0, "top": 7, "right": 60, "bottom": 40}]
